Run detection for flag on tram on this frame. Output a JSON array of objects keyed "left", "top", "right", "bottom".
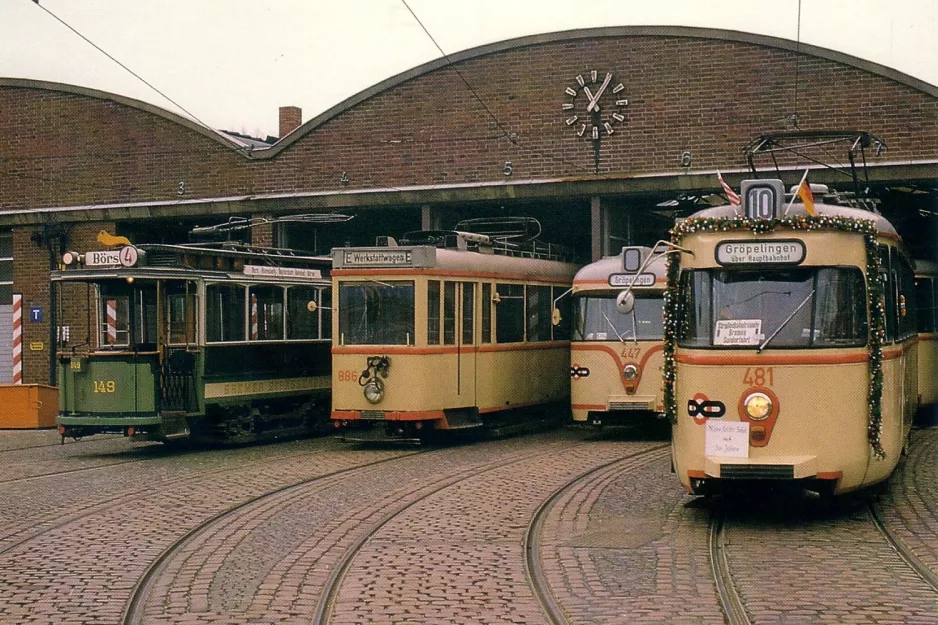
[
  {"left": 717, "top": 171, "right": 741, "bottom": 206},
  {"left": 793, "top": 170, "right": 816, "bottom": 216}
]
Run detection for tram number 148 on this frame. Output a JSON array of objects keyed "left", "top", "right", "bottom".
[
  {"left": 743, "top": 367, "right": 774, "bottom": 386},
  {"left": 93, "top": 380, "right": 117, "bottom": 394}
]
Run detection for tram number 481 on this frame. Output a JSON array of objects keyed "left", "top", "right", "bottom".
[
  {"left": 742, "top": 367, "right": 774, "bottom": 386},
  {"left": 93, "top": 380, "right": 117, "bottom": 394}
]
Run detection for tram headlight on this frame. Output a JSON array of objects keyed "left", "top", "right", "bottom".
[
  {"left": 622, "top": 364, "right": 639, "bottom": 381},
  {"left": 363, "top": 378, "right": 384, "bottom": 404},
  {"left": 743, "top": 392, "right": 772, "bottom": 421}
]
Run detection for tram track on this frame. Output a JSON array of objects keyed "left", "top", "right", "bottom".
[
  {"left": 709, "top": 510, "right": 751, "bottom": 625},
  {"left": 869, "top": 499, "right": 938, "bottom": 593},
  {"left": 523, "top": 444, "right": 670, "bottom": 625}
]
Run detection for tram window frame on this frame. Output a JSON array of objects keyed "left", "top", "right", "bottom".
[
  {"left": 461, "top": 282, "right": 475, "bottom": 345},
  {"left": 99, "top": 293, "right": 131, "bottom": 348},
  {"left": 248, "top": 284, "right": 285, "bottom": 341},
  {"left": 879, "top": 246, "right": 897, "bottom": 343},
  {"left": 443, "top": 281, "right": 457, "bottom": 345},
  {"left": 337, "top": 280, "right": 415, "bottom": 346},
  {"left": 427, "top": 280, "right": 441, "bottom": 345},
  {"left": 481, "top": 283, "right": 492, "bottom": 343},
  {"left": 916, "top": 277, "right": 936, "bottom": 333},
  {"left": 286, "top": 285, "right": 325, "bottom": 341},
  {"left": 205, "top": 283, "right": 247, "bottom": 343},
  {"left": 165, "top": 280, "right": 198, "bottom": 346},
  {"left": 897, "top": 254, "right": 916, "bottom": 340},
  {"left": 495, "top": 283, "right": 525, "bottom": 343},
  {"left": 526, "top": 285, "right": 552, "bottom": 342},
  {"left": 552, "top": 286, "right": 572, "bottom": 341}
]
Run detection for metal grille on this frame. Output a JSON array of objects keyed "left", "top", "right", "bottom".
[
  {"left": 608, "top": 401, "right": 651, "bottom": 411},
  {"left": 162, "top": 349, "right": 197, "bottom": 412},
  {"left": 360, "top": 410, "right": 386, "bottom": 420},
  {"left": 720, "top": 464, "right": 795, "bottom": 480}
]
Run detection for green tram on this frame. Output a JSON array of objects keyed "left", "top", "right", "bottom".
[{"left": 53, "top": 242, "right": 332, "bottom": 443}]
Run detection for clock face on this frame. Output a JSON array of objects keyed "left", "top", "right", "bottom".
[{"left": 562, "top": 70, "right": 628, "bottom": 141}]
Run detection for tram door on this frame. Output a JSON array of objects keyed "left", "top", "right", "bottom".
[
  {"left": 457, "top": 282, "right": 477, "bottom": 406},
  {"left": 161, "top": 280, "right": 199, "bottom": 413}
]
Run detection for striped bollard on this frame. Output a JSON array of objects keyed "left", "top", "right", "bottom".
[
  {"left": 250, "top": 294, "right": 258, "bottom": 340},
  {"left": 106, "top": 299, "right": 118, "bottom": 344},
  {"left": 12, "top": 293, "right": 22, "bottom": 384}
]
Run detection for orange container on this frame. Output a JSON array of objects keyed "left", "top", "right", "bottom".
[{"left": 0, "top": 385, "right": 59, "bottom": 429}]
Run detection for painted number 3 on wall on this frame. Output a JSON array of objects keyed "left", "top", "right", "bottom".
[{"left": 93, "top": 380, "right": 116, "bottom": 393}]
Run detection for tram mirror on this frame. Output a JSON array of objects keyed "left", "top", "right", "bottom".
[
  {"left": 551, "top": 307, "right": 562, "bottom": 326},
  {"left": 623, "top": 247, "right": 643, "bottom": 273},
  {"left": 307, "top": 300, "right": 318, "bottom": 313},
  {"left": 616, "top": 290, "right": 635, "bottom": 314}
]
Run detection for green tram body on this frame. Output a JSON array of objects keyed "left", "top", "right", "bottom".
[{"left": 53, "top": 243, "right": 332, "bottom": 443}]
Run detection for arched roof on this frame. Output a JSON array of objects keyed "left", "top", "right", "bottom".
[{"left": 264, "top": 25, "right": 938, "bottom": 156}]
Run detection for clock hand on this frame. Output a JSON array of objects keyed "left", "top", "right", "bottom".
[
  {"left": 587, "top": 73, "right": 612, "bottom": 112},
  {"left": 582, "top": 86, "right": 596, "bottom": 105}
]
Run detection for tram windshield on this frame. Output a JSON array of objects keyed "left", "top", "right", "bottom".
[
  {"left": 677, "top": 267, "right": 868, "bottom": 348},
  {"left": 573, "top": 294, "right": 664, "bottom": 342},
  {"left": 338, "top": 281, "right": 415, "bottom": 345}
]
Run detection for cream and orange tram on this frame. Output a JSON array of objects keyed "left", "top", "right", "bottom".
[
  {"left": 667, "top": 179, "right": 919, "bottom": 496},
  {"left": 330, "top": 220, "right": 579, "bottom": 441},
  {"left": 570, "top": 246, "right": 668, "bottom": 426}
]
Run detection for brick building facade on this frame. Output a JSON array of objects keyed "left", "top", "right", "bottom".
[{"left": 2, "top": 26, "right": 937, "bottom": 384}]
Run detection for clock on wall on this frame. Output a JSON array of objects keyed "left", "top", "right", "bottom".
[{"left": 562, "top": 70, "right": 628, "bottom": 141}]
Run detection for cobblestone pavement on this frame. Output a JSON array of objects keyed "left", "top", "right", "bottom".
[{"left": 1, "top": 425, "right": 937, "bottom": 624}]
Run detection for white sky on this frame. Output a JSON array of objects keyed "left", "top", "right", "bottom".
[{"left": 1, "top": 0, "right": 936, "bottom": 139}]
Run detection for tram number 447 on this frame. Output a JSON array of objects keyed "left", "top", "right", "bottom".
[
  {"left": 93, "top": 380, "right": 117, "bottom": 394},
  {"left": 742, "top": 367, "right": 774, "bottom": 386}
]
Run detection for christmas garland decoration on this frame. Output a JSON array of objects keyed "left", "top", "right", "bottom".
[{"left": 662, "top": 214, "right": 886, "bottom": 459}]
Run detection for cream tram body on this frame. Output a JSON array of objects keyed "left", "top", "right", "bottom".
[
  {"left": 570, "top": 247, "right": 668, "bottom": 425},
  {"left": 331, "top": 242, "right": 578, "bottom": 439},
  {"left": 914, "top": 260, "right": 938, "bottom": 413},
  {"left": 669, "top": 180, "right": 918, "bottom": 496}
]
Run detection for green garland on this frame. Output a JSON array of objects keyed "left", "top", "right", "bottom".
[{"left": 662, "top": 215, "right": 886, "bottom": 459}]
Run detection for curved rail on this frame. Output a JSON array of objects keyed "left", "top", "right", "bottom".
[
  {"left": 868, "top": 501, "right": 938, "bottom": 593},
  {"left": 523, "top": 444, "right": 670, "bottom": 625},
  {"left": 122, "top": 451, "right": 421, "bottom": 625},
  {"left": 709, "top": 510, "right": 751, "bottom": 625}
]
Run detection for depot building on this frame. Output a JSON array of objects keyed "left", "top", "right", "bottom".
[{"left": 2, "top": 26, "right": 937, "bottom": 385}]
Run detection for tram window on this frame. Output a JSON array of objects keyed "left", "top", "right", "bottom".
[
  {"left": 915, "top": 278, "right": 936, "bottom": 333},
  {"left": 287, "top": 286, "right": 322, "bottom": 340},
  {"left": 574, "top": 294, "right": 664, "bottom": 342},
  {"left": 462, "top": 283, "right": 474, "bottom": 345},
  {"left": 427, "top": 281, "right": 441, "bottom": 345},
  {"left": 248, "top": 285, "right": 285, "bottom": 341},
  {"left": 338, "top": 281, "right": 415, "bottom": 345},
  {"left": 676, "top": 272, "right": 713, "bottom": 348},
  {"left": 552, "top": 286, "right": 572, "bottom": 341},
  {"left": 135, "top": 285, "right": 158, "bottom": 348},
  {"left": 206, "top": 284, "right": 246, "bottom": 343},
  {"left": 443, "top": 282, "right": 457, "bottom": 345},
  {"left": 100, "top": 295, "right": 130, "bottom": 347},
  {"left": 813, "top": 268, "right": 868, "bottom": 347},
  {"left": 320, "top": 287, "right": 332, "bottom": 340},
  {"left": 166, "top": 281, "right": 198, "bottom": 345},
  {"left": 898, "top": 256, "right": 916, "bottom": 340},
  {"left": 481, "top": 283, "right": 492, "bottom": 343},
  {"left": 526, "top": 286, "right": 552, "bottom": 342},
  {"left": 880, "top": 247, "right": 896, "bottom": 342},
  {"left": 495, "top": 283, "right": 524, "bottom": 343}
]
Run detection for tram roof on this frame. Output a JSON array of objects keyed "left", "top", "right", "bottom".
[
  {"left": 573, "top": 250, "right": 668, "bottom": 293},
  {"left": 683, "top": 201, "right": 899, "bottom": 237}
]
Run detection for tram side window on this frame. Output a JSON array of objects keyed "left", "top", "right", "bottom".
[
  {"left": 287, "top": 286, "right": 323, "bottom": 340},
  {"left": 898, "top": 256, "right": 916, "bottom": 340},
  {"left": 552, "top": 286, "right": 571, "bottom": 341},
  {"left": 880, "top": 247, "right": 896, "bottom": 342},
  {"left": 206, "top": 284, "right": 246, "bottom": 343},
  {"left": 915, "top": 277, "right": 936, "bottom": 333},
  {"left": 481, "top": 283, "right": 492, "bottom": 343},
  {"left": 676, "top": 271, "right": 712, "bottom": 348},
  {"left": 495, "top": 283, "right": 524, "bottom": 343},
  {"left": 166, "top": 281, "right": 198, "bottom": 345},
  {"left": 443, "top": 282, "right": 457, "bottom": 345},
  {"left": 427, "top": 281, "right": 441, "bottom": 345},
  {"left": 813, "top": 268, "right": 868, "bottom": 347},
  {"left": 462, "top": 283, "right": 474, "bottom": 345},
  {"left": 526, "top": 285, "right": 552, "bottom": 342},
  {"left": 249, "top": 285, "right": 285, "bottom": 341}
]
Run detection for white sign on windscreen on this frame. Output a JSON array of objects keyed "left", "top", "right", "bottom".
[
  {"left": 705, "top": 420, "right": 749, "bottom": 458},
  {"left": 714, "top": 319, "right": 764, "bottom": 346}
]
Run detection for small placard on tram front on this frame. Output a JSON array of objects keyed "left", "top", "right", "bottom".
[
  {"left": 342, "top": 250, "right": 413, "bottom": 267},
  {"left": 705, "top": 420, "right": 749, "bottom": 458},
  {"left": 714, "top": 319, "right": 764, "bottom": 346},
  {"left": 716, "top": 239, "right": 805, "bottom": 265},
  {"left": 608, "top": 273, "right": 655, "bottom": 287}
]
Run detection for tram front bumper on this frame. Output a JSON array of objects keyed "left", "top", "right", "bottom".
[{"left": 705, "top": 455, "right": 819, "bottom": 480}]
